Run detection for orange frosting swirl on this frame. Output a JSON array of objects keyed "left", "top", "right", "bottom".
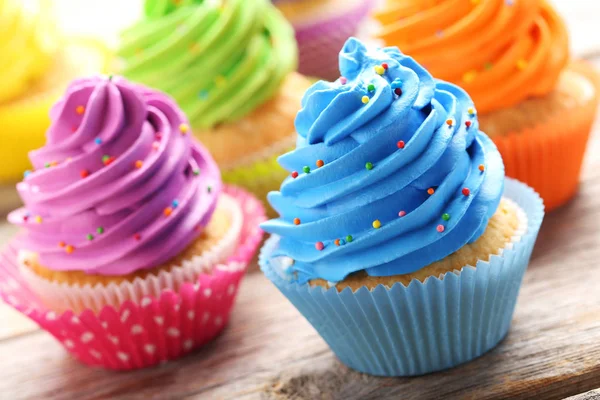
[{"left": 376, "top": 0, "right": 569, "bottom": 114}]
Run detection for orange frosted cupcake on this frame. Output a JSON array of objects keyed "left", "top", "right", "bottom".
[{"left": 375, "top": 0, "right": 600, "bottom": 210}]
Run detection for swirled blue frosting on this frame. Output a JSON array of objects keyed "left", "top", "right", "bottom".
[{"left": 261, "top": 38, "right": 505, "bottom": 284}]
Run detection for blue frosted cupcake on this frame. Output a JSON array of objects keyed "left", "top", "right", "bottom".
[{"left": 259, "top": 38, "right": 544, "bottom": 376}]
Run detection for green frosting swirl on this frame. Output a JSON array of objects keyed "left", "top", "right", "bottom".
[{"left": 118, "top": 0, "right": 297, "bottom": 129}]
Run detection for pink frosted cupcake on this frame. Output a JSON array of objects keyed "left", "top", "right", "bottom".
[{"left": 0, "top": 76, "right": 265, "bottom": 370}]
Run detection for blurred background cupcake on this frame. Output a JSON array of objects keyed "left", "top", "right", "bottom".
[
  {"left": 375, "top": 0, "right": 600, "bottom": 211},
  {"left": 116, "top": 0, "right": 311, "bottom": 214},
  {"left": 0, "top": 0, "right": 109, "bottom": 186},
  {"left": 2, "top": 75, "right": 265, "bottom": 370},
  {"left": 274, "top": 0, "right": 376, "bottom": 80}
]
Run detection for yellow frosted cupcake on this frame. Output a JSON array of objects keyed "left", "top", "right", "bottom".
[
  {"left": 0, "top": 0, "right": 109, "bottom": 183},
  {"left": 117, "top": 0, "right": 312, "bottom": 214}
]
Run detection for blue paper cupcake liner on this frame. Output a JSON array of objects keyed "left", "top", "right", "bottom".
[{"left": 259, "top": 178, "right": 544, "bottom": 376}]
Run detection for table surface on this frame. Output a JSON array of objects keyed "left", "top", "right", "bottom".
[{"left": 4, "top": 4, "right": 600, "bottom": 399}]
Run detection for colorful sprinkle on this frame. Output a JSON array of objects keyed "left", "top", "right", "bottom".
[
  {"left": 179, "top": 124, "right": 189, "bottom": 135},
  {"left": 334, "top": 239, "right": 341, "bottom": 246},
  {"left": 516, "top": 59, "right": 528, "bottom": 70},
  {"left": 368, "top": 84, "right": 375, "bottom": 92},
  {"left": 207, "top": 185, "right": 212, "bottom": 193},
  {"left": 94, "top": 138, "right": 102, "bottom": 145},
  {"left": 365, "top": 162, "right": 373, "bottom": 170},
  {"left": 394, "top": 87, "right": 403, "bottom": 96},
  {"left": 465, "top": 121, "right": 472, "bottom": 129},
  {"left": 134, "top": 233, "right": 142, "bottom": 241},
  {"left": 97, "top": 227, "right": 105, "bottom": 234},
  {"left": 462, "top": 187, "right": 471, "bottom": 196},
  {"left": 442, "top": 213, "right": 450, "bottom": 221},
  {"left": 291, "top": 171, "right": 299, "bottom": 179},
  {"left": 35, "top": 216, "right": 42, "bottom": 224},
  {"left": 463, "top": 70, "right": 477, "bottom": 83},
  {"left": 58, "top": 241, "right": 65, "bottom": 248},
  {"left": 375, "top": 65, "right": 385, "bottom": 75},
  {"left": 398, "top": 211, "right": 406, "bottom": 217},
  {"left": 76, "top": 105, "right": 85, "bottom": 115},
  {"left": 479, "top": 164, "right": 485, "bottom": 172},
  {"left": 397, "top": 140, "right": 405, "bottom": 149},
  {"left": 22, "top": 214, "right": 29, "bottom": 222},
  {"left": 372, "top": 220, "right": 381, "bottom": 229},
  {"left": 152, "top": 141, "right": 160, "bottom": 150},
  {"left": 103, "top": 156, "right": 115, "bottom": 166},
  {"left": 86, "top": 234, "right": 94, "bottom": 241},
  {"left": 437, "top": 224, "right": 445, "bottom": 233},
  {"left": 135, "top": 160, "right": 143, "bottom": 169},
  {"left": 468, "top": 107, "right": 476, "bottom": 116},
  {"left": 427, "top": 188, "right": 435, "bottom": 195},
  {"left": 164, "top": 207, "right": 173, "bottom": 217},
  {"left": 446, "top": 119, "right": 453, "bottom": 127},
  {"left": 316, "top": 159, "right": 324, "bottom": 168},
  {"left": 172, "top": 199, "right": 179, "bottom": 208},
  {"left": 24, "top": 170, "right": 31, "bottom": 178},
  {"left": 293, "top": 218, "right": 300, "bottom": 225},
  {"left": 315, "top": 241, "right": 325, "bottom": 251},
  {"left": 71, "top": 126, "right": 78, "bottom": 133},
  {"left": 44, "top": 162, "right": 51, "bottom": 168},
  {"left": 382, "top": 63, "right": 389, "bottom": 70},
  {"left": 65, "top": 245, "right": 75, "bottom": 254},
  {"left": 339, "top": 239, "right": 346, "bottom": 246},
  {"left": 193, "top": 169, "right": 200, "bottom": 176},
  {"left": 303, "top": 166, "right": 310, "bottom": 174},
  {"left": 362, "top": 96, "right": 370, "bottom": 104},
  {"left": 346, "top": 235, "right": 353, "bottom": 243},
  {"left": 79, "top": 169, "right": 90, "bottom": 178},
  {"left": 340, "top": 77, "right": 347, "bottom": 85}
]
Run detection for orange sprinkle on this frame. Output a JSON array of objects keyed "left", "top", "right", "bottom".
[
  {"left": 293, "top": 218, "right": 301, "bottom": 225},
  {"left": 65, "top": 245, "right": 75, "bottom": 254},
  {"left": 446, "top": 119, "right": 453, "bottom": 126},
  {"left": 58, "top": 241, "right": 66, "bottom": 248},
  {"left": 76, "top": 105, "right": 85, "bottom": 115},
  {"left": 316, "top": 160, "right": 324, "bottom": 168},
  {"left": 135, "top": 160, "right": 143, "bottom": 169},
  {"left": 334, "top": 239, "right": 341, "bottom": 246},
  {"left": 479, "top": 164, "right": 485, "bottom": 172},
  {"left": 427, "top": 188, "right": 435, "bottom": 195},
  {"left": 164, "top": 207, "right": 173, "bottom": 217}
]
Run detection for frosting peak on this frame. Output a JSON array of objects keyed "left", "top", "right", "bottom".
[
  {"left": 9, "top": 76, "right": 221, "bottom": 275},
  {"left": 261, "top": 38, "right": 505, "bottom": 283}
]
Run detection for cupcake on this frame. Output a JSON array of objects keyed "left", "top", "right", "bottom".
[
  {"left": 375, "top": 0, "right": 600, "bottom": 210},
  {"left": 0, "top": 0, "right": 109, "bottom": 183},
  {"left": 116, "top": 0, "right": 312, "bottom": 213},
  {"left": 259, "top": 38, "right": 544, "bottom": 376},
  {"left": 0, "top": 76, "right": 265, "bottom": 370},
  {"left": 274, "top": 0, "right": 375, "bottom": 80}
]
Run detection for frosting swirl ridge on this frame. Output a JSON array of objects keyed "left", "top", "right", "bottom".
[
  {"left": 261, "top": 38, "right": 505, "bottom": 283},
  {"left": 9, "top": 76, "right": 221, "bottom": 275}
]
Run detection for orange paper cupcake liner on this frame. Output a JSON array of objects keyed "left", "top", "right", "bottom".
[{"left": 490, "top": 61, "right": 600, "bottom": 211}]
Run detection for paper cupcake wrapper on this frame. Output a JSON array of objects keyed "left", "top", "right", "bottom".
[
  {"left": 0, "top": 185, "right": 266, "bottom": 371},
  {"left": 292, "top": 0, "right": 375, "bottom": 80},
  {"left": 491, "top": 62, "right": 600, "bottom": 211},
  {"left": 222, "top": 134, "right": 296, "bottom": 218},
  {"left": 18, "top": 193, "right": 245, "bottom": 314},
  {"left": 260, "top": 178, "right": 544, "bottom": 376}
]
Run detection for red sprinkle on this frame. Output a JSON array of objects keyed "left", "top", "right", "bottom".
[
  {"left": 398, "top": 211, "right": 406, "bottom": 217},
  {"left": 291, "top": 171, "right": 299, "bottom": 179},
  {"left": 103, "top": 157, "right": 116, "bottom": 166},
  {"left": 80, "top": 169, "right": 89, "bottom": 178},
  {"left": 397, "top": 140, "right": 405, "bottom": 149},
  {"left": 22, "top": 215, "right": 29, "bottom": 222},
  {"left": 134, "top": 233, "right": 141, "bottom": 241},
  {"left": 437, "top": 225, "right": 445, "bottom": 233},
  {"left": 382, "top": 63, "right": 389, "bottom": 70},
  {"left": 465, "top": 121, "right": 472, "bottom": 128},
  {"left": 462, "top": 188, "right": 471, "bottom": 196},
  {"left": 293, "top": 218, "right": 301, "bottom": 225},
  {"left": 315, "top": 242, "right": 324, "bottom": 251},
  {"left": 394, "top": 88, "right": 403, "bottom": 96}
]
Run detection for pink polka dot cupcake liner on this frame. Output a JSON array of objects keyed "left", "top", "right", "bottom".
[{"left": 0, "top": 185, "right": 265, "bottom": 370}]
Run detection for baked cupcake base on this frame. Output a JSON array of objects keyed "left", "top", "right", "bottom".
[
  {"left": 0, "top": 39, "right": 109, "bottom": 183},
  {"left": 0, "top": 185, "right": 265, "bottom": 370},
  {"left": 480, "top": 61, "right": 600, "bottom": 211},
  {"left": 260, "top": 178, "right": 544, "bottom": 376},
  {"left": 195, "top": 72, "right": 311, "bottom": 216}
]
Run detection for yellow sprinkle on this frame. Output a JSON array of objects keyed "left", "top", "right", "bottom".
[
  {"left": 179, "top": 124, "right": 189, "bottom": 134},
  {"left": 516, "top": 59, "right": 528, "bottom": 70},
  {"left": 462, "top": 70, "right": 477, "bottom": 83},
  {"left": 374, "top": 65, "right": 385, "bottom": 75},
  {"left": 361, "top": 96, "right": 370, "bottom": 104},
  {"left": 215, "top": 75, "right": 226, "bottom": 87},
  {"left": 372, "top": 220, "right": 381, "bottom": 229},
  {"left": 467, "top": 107, "right": 475, "bottom": 115},
  {"left": 35, "top": 216, "right": 42, "bottom": 224}
]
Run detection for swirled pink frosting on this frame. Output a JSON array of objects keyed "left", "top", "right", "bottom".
[{"left": 8, "top": 76, "right": 221, "bottom": 276}]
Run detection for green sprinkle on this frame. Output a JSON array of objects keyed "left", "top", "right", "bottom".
[
  {"left": 365, "top": 162, "right": 373, "bottom": 170},
  {"left": 442, "top": 213, "right": 450, "bottom": 221},
  {"left": 367, "top": 84, "right": 375, "bottom": 92},
  {"left": 346, "top": 235, "right": 353, "bottom": 243},
  {"left": 303, "top": 166, "right": 310, "bottom": 174},
  {"left": 193, "top": 169, "right": 200, "bottom": 176},
  {"left": 102, "top": 155, "right": 110, "bottom": 163},
  {"left": 44, "top": 163, "right": 50, "bottom": 168},
  {"left": 86, "top": 234, "right": 94, "bottom": 241},
  {"left": 207, "top": 186, "right": 212, "bottom": 193},
  {"left": 97, "top": 227, "right": 104, "bottom": 234}
]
